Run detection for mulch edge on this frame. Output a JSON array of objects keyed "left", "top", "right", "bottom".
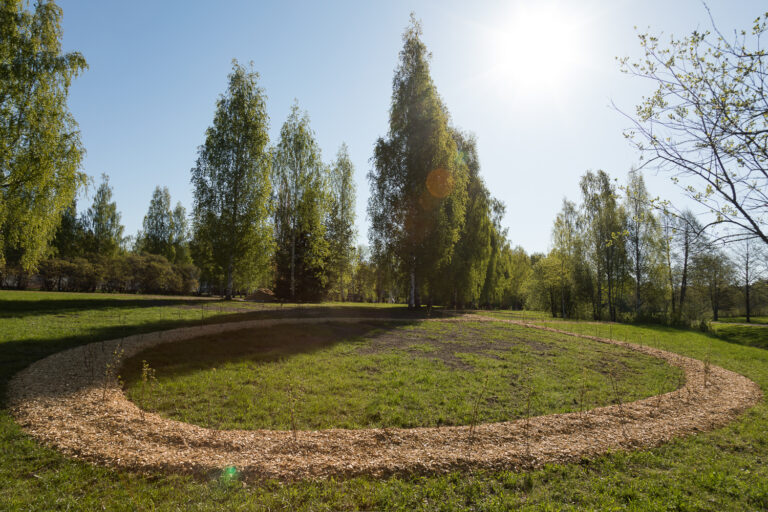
[{"left": 7, "top": 315, "right": 763, "bottom": 481}]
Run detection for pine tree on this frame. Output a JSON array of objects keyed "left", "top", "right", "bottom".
[
  {"left": 84, "top": 175, "right": 124, "bottom": 257},
  {"left": 138, "top": 186, "right": 173, "bottom": 260},
  {"left": 51, "top": 198, "right": 86, "bottom": 259},
  {"left": 191, "top": 60, "right": 272, "bottom": 299}
]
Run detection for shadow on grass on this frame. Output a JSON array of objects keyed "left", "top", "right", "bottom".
[
  {"left": 120, "top": 319, "right": 418, "bottom": 385},
  {"left": 0, "top": 297, "right": 203, "bottom": 318},
  {"left": 713, "top": 324, "right": 768, "bottom": 351},
  {"left": 0, "top": 304, "right": 455, "bottom": 404},
  {"left": 717, "top": 316, "right": 768, "bottom": 325}
]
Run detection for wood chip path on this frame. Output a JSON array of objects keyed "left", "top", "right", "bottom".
[{"left": 7, "top": 316, "right": 762, "bottom": 481}]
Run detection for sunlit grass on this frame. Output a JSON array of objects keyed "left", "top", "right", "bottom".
[
  {"left": 2, "top": 291, "right": 767, "bottom": 510},
  {"left": 123, "top": 320, "right": 679, "bottom": 430}
]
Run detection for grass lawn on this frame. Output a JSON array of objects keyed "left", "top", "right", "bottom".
[
  {"left": 1, "top": 291, "right": 768, "bottom": 510},
  {"left": 123, "top": 320, "right": 678, "bottom": 430},
  {"left": 717, "top": 316, "right": 768, "bottom": 325},
  {"left": 711, "top": 323, "right": 768, "bottom": 350}
]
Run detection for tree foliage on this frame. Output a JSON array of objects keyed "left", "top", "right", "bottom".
[
  {"left": 37, "top": 253, "right": 198, "bottom": 294},
  {"left": 368, "top": 15, "right": 469, "bottom": 308},
  {"left": 84, "top": 174, "right": 124, "bottom": 258},
  {"left": 0, "top": 0, "right": 87, "bottom": 271},
  {"left": 521, "top": 168, "right": 768, "bottom": 323},
  {"left": 580, "top": 170, "right": 628, "bottom": 321},
  {"left": 624, "top": 169, "right": 664, "bottom": 316},
  {"left": 326, "top": 143, "right": 356, "bottom": 301},
  {"left": 51, "top": 198, "right": 85, "bottom": 259},
  {"left": 191, "top": 60, "right": 272, "bottom": 299},
  {"left": 137, "top": 187, "right": 190, "bottom": 264},
  {"left": 444, "top": 131, "right": 493, "bottom": 308},
  {"left": 621, "top": 10, "right": 768, "bottom": 245},
  {"left": 170, "top": 201, "right": 191, "bottom": 265},
  {"left": 272, "top": 103, "right": 330, "bottom": 301},
  {"left": 138, "top": 186, "right": 173, "bottom": 260}
]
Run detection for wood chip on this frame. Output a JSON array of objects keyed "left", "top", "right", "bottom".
[{"left": 7, "top": 316, "right": 762, "bottom": 482}]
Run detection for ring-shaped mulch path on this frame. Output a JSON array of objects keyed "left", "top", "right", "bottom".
[{"left": 7, "top": 316, "right": 762, "bottom": 481}]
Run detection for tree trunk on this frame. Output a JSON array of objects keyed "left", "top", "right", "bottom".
[
  {"left": 409, "top": 267, "right": 416, "bottom": 309},
  {"left": 290, "top": 230, "right": 296, "bottom": 301},
  {"left": 634, "top": 235, "right": 641, "bottom": 316},
  {"left": 679, "top": 229, "right": 690, "bottom": 316},
  {"left": 561, "top": 284, "right": 566, "bottom": 319},
  {"left": 595, "top": 272, "right": 603, "bottom": 321},
  {"left": 745, "top": 241, "right": 751, "bottom": 323},
  {"left": 225, "top": 255, "right": 233, "bottom": 300},
  {"left": 607, "top": 245, "right": 615, "bottom": 322},
  {"left": 667, "top": 242, "right": 676, "bottom": 319}
]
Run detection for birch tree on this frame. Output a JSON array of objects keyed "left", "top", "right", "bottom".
[
  {"left": 445, "top": 131, "right": 492, "bottom": 308},
  {"left": 624, "top": 169, "right": 663, "bottom": 316},
  {"left": 579, "top": 170, "right": 628, "bottom": 321},
  {"left": 0, "top": 0, "right": 87, "bottom": 271},
  {"left": 732, "top": 238, "right": 766, "bottom": 322},
  {"left": 368, "top": 15, "right": 468, "bottom": 308},
  {"left": 170, "top": 202, "right": 190, "bottom": 264},
  {"left": 327, "top": 143, "right": 356, "bottom": 301},
  {"left": 191, "top": 61, "right": 272, "bottom": 299},
  {"left": 621, "top": 10, "right": 768, "bottom": 246},
  {"left": 272, "top": 103, "right": 330, "bottom": 301}
]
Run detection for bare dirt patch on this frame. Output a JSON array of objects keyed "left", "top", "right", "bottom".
[
  {"left": 357, "top": 323, "right": 561, "bottom": 370},
  {"left": 7, "top": 316, "right": 762, "bottom": 482}
]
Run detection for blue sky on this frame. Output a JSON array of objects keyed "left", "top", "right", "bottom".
[{"left": 58, "top": 0, "right": 765, "bottom": 253}]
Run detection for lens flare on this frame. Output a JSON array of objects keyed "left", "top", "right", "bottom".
[
  {"left": 426, "top": 168, "right": 453, "bottom": 198},
  {"left": 220, "top": 465, "right": 239, "bottom": 483}
]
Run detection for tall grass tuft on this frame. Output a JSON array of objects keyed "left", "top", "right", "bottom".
[{"left": 139, "top": 360, "right": 157, "bottom": 421}]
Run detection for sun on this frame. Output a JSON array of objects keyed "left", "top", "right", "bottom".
[{"left": 488, "top": 3, "right": 590, "bottom": 99}]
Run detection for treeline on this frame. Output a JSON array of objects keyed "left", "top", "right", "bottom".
[
  {"left": 3, "top": 2, "right": 766, "bottom": 317},
  {"left": 37, "top": 255, "right": 198, "bottom": 294},
  {"left": 1, "top": 176, "right": 199, "bottom": 294},
  {"left": 525, "top": 170, "right": 768, "bottom": 323}
]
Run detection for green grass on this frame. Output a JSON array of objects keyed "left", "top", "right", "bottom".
[
  {"left": 123, "top": 320, "right": 679, "bottom": 430},
  {"left": 717, "top": 316, "right": 768, "bottom": 325},
  {"left": 711, "top": 324, "right": 768, "bottom": 350},
  {"left": 1, "top": 291, "right": 768, "bottom": 510}
]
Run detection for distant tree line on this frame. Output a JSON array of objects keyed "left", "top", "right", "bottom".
[
  {"left": 525, "top": 169, "right": 768, "bottom": 323},
  {"left": 2, "top": 1, "right": 767, "bottom": 321},
  {"left": 1, "top": 173, "right": 200, "bottom": 294}
]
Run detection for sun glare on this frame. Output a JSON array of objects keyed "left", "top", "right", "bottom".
[{"left": 488, "top": 3, "right": 590, "bottom": 99}]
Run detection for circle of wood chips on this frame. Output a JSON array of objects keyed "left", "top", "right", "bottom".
[{"left": 7, "top": 316, "right": 762, "bottom": 481}]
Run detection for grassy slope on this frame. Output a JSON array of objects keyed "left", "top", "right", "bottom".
[
  {"left": 0, "top": 291, "right": 766, "bottom": 510},
  {"left": 122, "top": 320, "right": 678, "bottom": 430}
]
